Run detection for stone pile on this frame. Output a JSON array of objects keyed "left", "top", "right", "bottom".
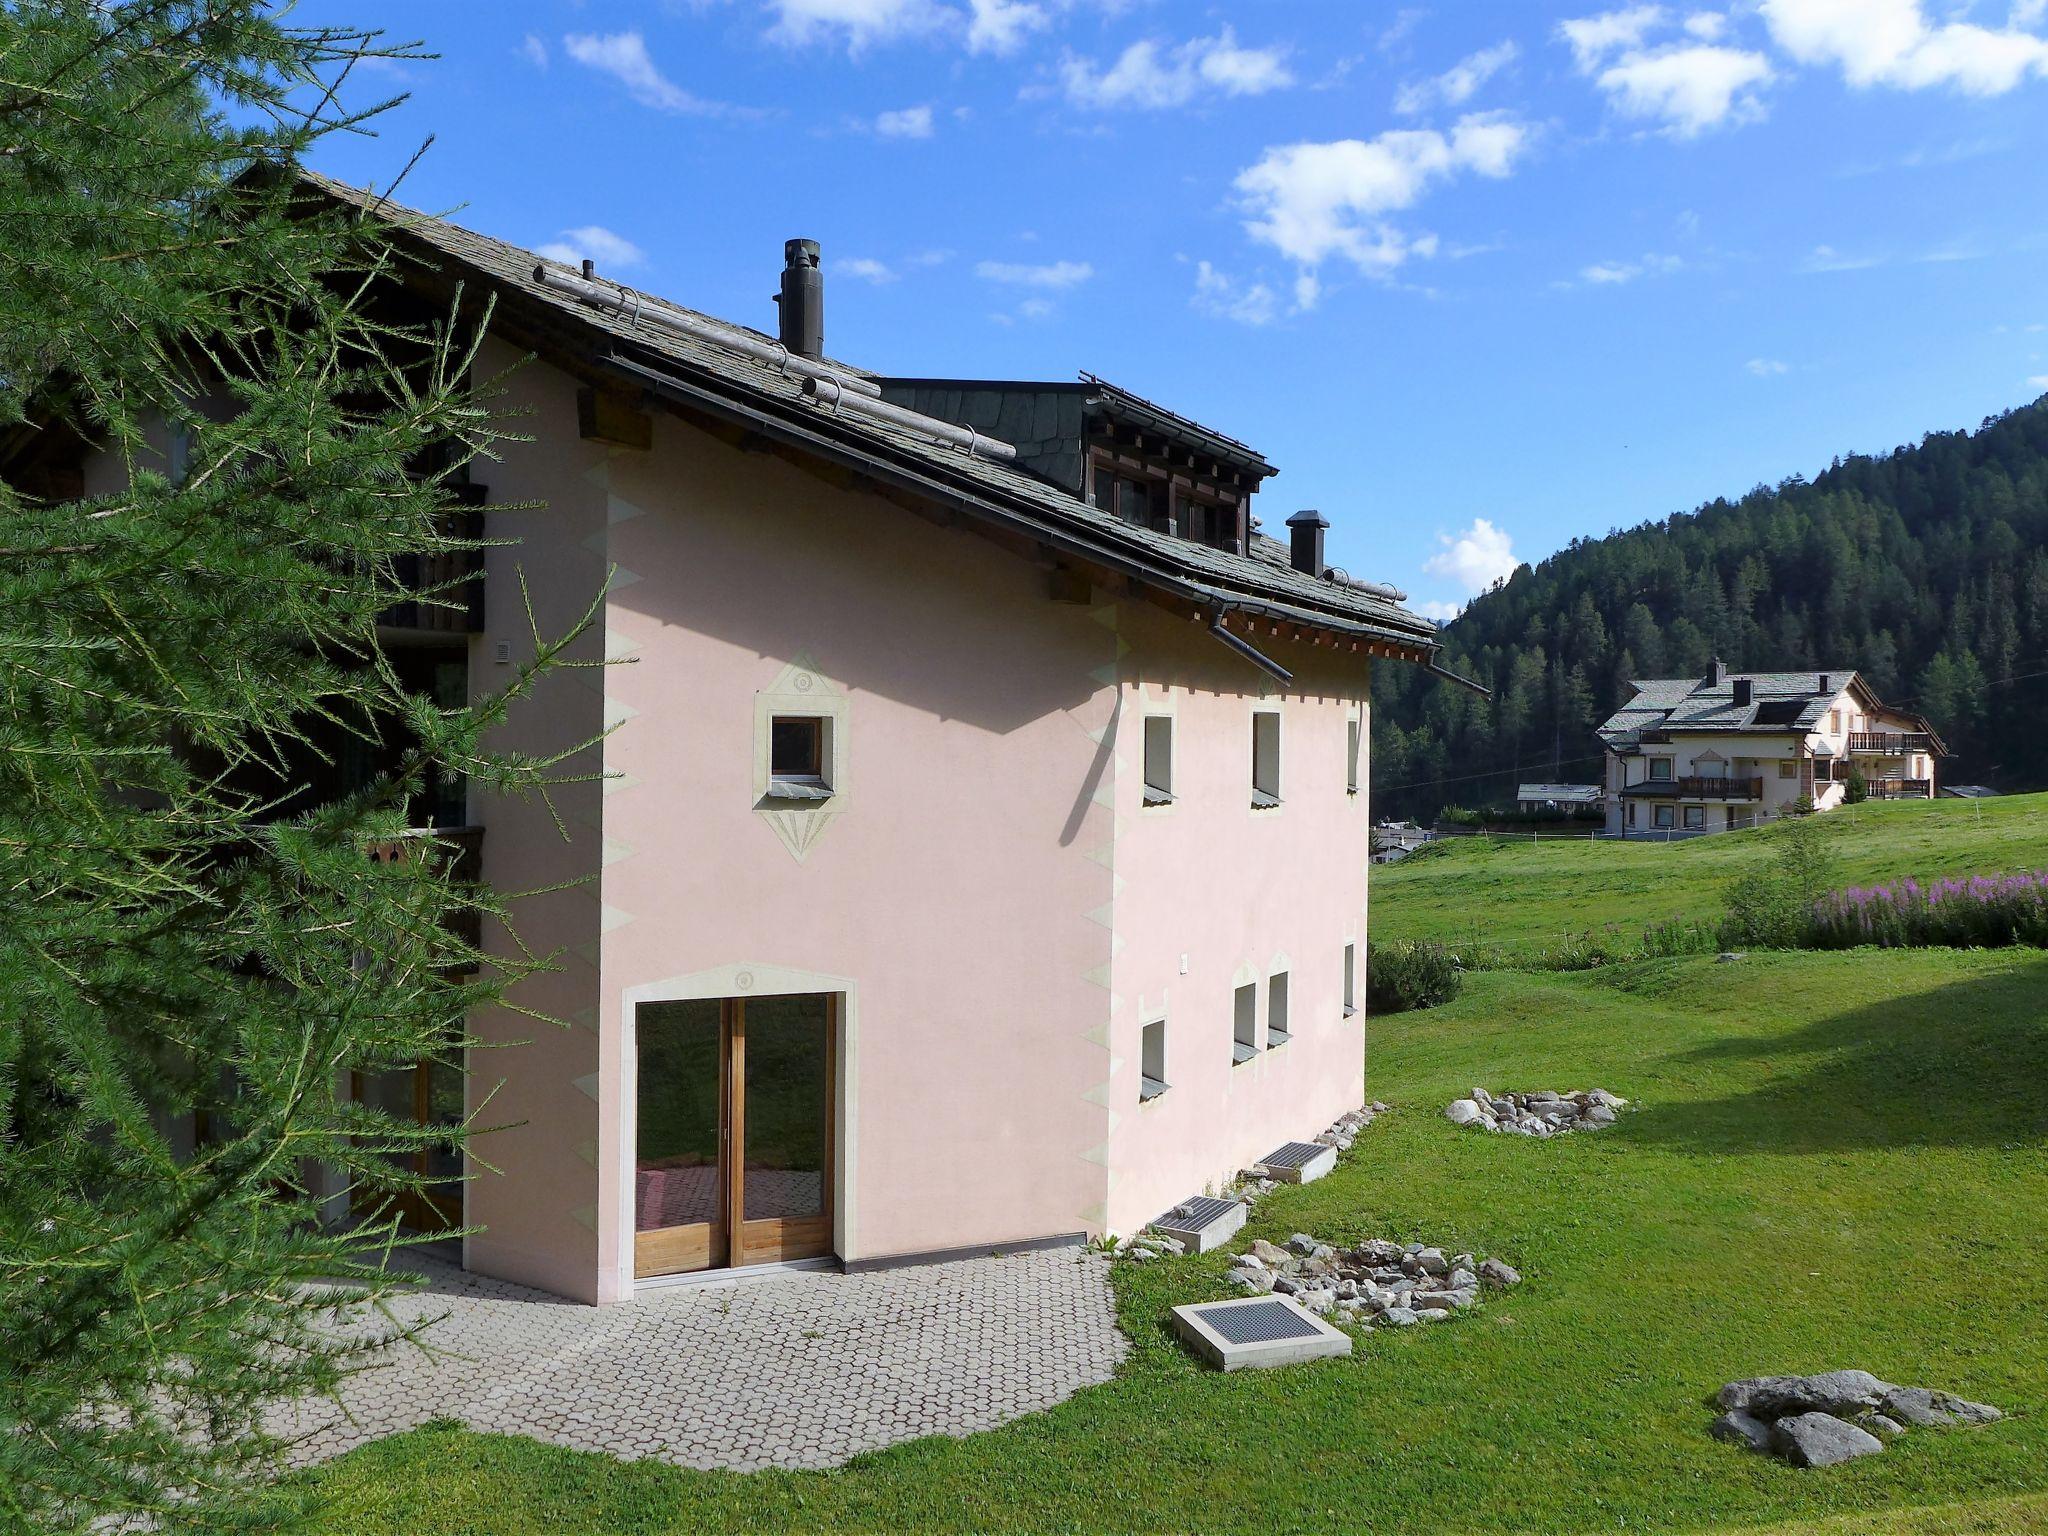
[
  {"left": 1229, "top": 1232, "right": 1521, "bottom": 1327},
  {"left": 1219, "top": 1103, "right": 1392, "bottom": 1206},
  {"left": 1445, "top": 1087, "right": 1624, "bottom": 1136},
  {"left": 1710, "top": 1370, "right": 2002, "bottom": 1468}
]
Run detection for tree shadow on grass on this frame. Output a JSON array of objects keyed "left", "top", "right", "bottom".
[{"left": 1614, "top": 954, "right": 2048, "bottom": 1155}]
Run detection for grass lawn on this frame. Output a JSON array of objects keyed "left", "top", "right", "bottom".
[
  {"left": 298, "top": 949, "right": 2048, "bottom": 1534},
  {"left": 1371, "top": 792, "right": 2047, "bottom": 957}
]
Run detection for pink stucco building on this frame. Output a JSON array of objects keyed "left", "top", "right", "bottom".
[{"left": 297, "top": 173, "right": 1468, "bottom": 1303}]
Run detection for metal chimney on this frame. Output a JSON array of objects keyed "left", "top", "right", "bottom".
[
  {"left": 776, "top": 238, "right": 823, "bottom": 359},
  {"left": 1733, "top": 678, "right": 1753, "bottom": 708},
  {"left": 1286, "top": 509, "right": 1328, "bottom": 576}
]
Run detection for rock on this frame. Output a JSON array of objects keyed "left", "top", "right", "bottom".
[
  {"left": 1856, "top": 1414, "right": 1905, "bottom": 1440},
  {"left": 1286, "top": 1233, "right": 1318, "bottom": 1256},
  {"left": 1230, "top": 1252, "right": 1266, "bottom": 1272},
  {"left": 1235, "top": 1270, "right": 1275, "bottom": 1294},
  {"left": 1721, "top": 1370, "right": 1890, "bottom": 1419},
  {"left": 1478, "top": 1258, "right": 1521, "bottom": 1288},
  {"left": 1417, "top": 1306, "right": 1453, "bottom": 1322},
  {"left": 1586, "top": 1089, "right": 1622, "bottom": 1108},
  {"left": 1249, "top": 1239, "right": 1290, "bottom": 1266},
  {"left": 1271, "top": 1274, "right": 1301, "bottom": 1296},
  {"left": 1381, "top": 1307, "right": 1418, "bottom": 1327},
  {"left": 1771, "top": 1412, "right": 1885, "bottom": 1469},
  {"left": 1708, "top": 1410, "right": 1773, "bottom": 1453},
  {"left": 1448, "top": 1267, "right": 1477, "bottom": 1290},
  {"left": 1717, "top": 951, "right": 1744, "bottom": 963},
  {"left": 1413, "top": 1292, "right": 1458, "bottom": 1313},
  {"left": 1445, "top": 1099, "right": 1485, "bottom": 1126},
  {"left": 1416, "top": 1248, "right": 1449, "bottom": 1276},
  {"left": 1585, "top": 1104, "right": 1618, "bottom": 1126},
  {"left": 1298, "top": 1289, "right": 1336, "bottom": 1316},
  {"left": 1311, "top": 1243, "right": 1337, "bottom": 1263},
  {"left": 1879, "top": 1387, "right": 2002, "bottom": 1428}
]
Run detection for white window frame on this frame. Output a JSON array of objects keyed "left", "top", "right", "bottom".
[
  {"left": 1648, "top": 757, "right": 1674, "bottom": 782},
  {"left": 1142, "top": 713, "right": 1175, "bottom": 807},
  {"left": 1342, "top": 942, "right": 1357, "bottom": 1017},
  {"left": 1653, "top": 804, "right": 1676, "bottom": 829},
  {"left": 1232, "top": 982, "right": 1258, "bottom": 1064},
  {"left": 1265, "top": 971, "right": 1290, "bottom": 1048},
  {"left": 1139, "top": 1016, "right": 1168, "bottom": 1102},
  {"left": 1682, "top": 805, "right": 1705, "bottom": 830},
  {"left": 1251, "top": 708, "right": 1282, "bottom": 809}
]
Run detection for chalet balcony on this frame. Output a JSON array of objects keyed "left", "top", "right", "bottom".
[
  {"left": 1624, "top": 776, "right": 1766, "bottom": 801},
  {"left": 1862, "top": 778, "right": 1935, "bottom": 800},
  {"left": 1848, "top": 731, "right": 1934, "bottom": 756},
  {"left": 366, "top": 824, "right": 485, "bottom": 963},
  {"left": 377, "top": 487, "right": 486, "bottom": 636}
]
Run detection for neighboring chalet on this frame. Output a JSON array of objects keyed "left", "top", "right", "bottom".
[
  {"left": 1516, "top": 784, "right": 1603, "bottom": 813},
  {"left": 1598, "top": 662, "right": 1946, "bottom": 839},
  {"left": 18, "top": 171, "right": 1482, "bottom": 1303}
]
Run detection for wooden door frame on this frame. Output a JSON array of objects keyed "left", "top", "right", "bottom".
[
  {"left": 347, "top": 1059, "right": 464, "bottom": 1235},
  {"left": 632, "top": 993, "right": 837, "bottom": 1280}
]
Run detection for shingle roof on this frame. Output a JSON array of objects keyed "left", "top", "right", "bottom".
[
  {"left": 296, "top": 170, "right": 1436, "bottom": 654},
  {"left": 1597, "top": 670, "right": 1856, "bottom": 745}
]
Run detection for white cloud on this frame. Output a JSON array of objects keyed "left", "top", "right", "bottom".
[
  {"left": 1395, "top": 41, "right": 1519, "bottom": 114},
  {"left": 1061, "top": 28, "right": 1294, "bottom": 110},
  {"left": 1559, "top": 6, "right": 1669, "bottom": 70},
  {"left": 766, "top": 0, "right": 953, "bottom": 51},
  {"left": 1801, "top": 243, "right": 1884, "bottom": 272},
  {"left": 1017, "top": 296, "right": 1056, "bottom": 320},
  {"left": 1415, "top": 598, "right": 1464, "bottom": 622},
  {"left": 1594, "top": 43, "right": 1773, "bottom": 134},
  {"left": 1191, "top": 260, "right": 1280, "bottom": 326},
  {"left": 967, "top": 0, "right": 1048, "bottom": 55},
  {"left": 2028, "top": 374, "right": 2048, "bottom": 389},
  {"left": 535, "top": 225, "right": 646, "bottom": 270},
  {"left": 1582, "top": 261, "right": 1638, "bottom": 284},
  {"left": 563, "top": 32, "right": 730, "bottom": 115},
  {"left": 1747, "top": 357, "right": 1790, "bottom": 375},
  {"left": 1760, "top": 0, "right": 2048, "bottom": 94},
  {"left": 1684, "top": 12, "right": 1729, "bottom": 40},
  {"left": 1423, "top": 518, "right": 1520, "bottom": 595},
  {"left": 520, "top": 33, "right": 548, "bottom": 68},
  {"left": 875, "top": 104, "right": 935, "bottom": 137},
  {"left": 2016, "top": 0, "right": 2047, "bottom": 28},
  {"left": 975, "top": 258, "right": 1094, "bottom": 288},
  {"left": 1233, "top": 114, "right": 1532, "bottom": 281},
  {"left": 836, "top": 257, "right": 898, "bottom": 284}
]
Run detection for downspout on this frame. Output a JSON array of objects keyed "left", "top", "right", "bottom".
[{"left": 1207, "top": 608, "right": 1294, "bottom": 685}]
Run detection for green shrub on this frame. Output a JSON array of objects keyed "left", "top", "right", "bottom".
[
  {"left": 1365, "top": 940, "right": 1463, "bottom": 1012},
  {"left": 1720, "top": 816, "right": 1839, "bottom": 948}
]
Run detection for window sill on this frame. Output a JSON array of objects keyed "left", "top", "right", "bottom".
[
  {"left": 1342, "top": 1005, "right": 1358, "bottom": 1018},
  {"left": 1231, "top": 1041, "right": 1257, "bottom": 1065},
  {"left": 1139, "top": 1076, "right": 1169, "bottom": 1102},
  {"left": 1265, "top": 1030, "right": 1291, "bottom": 1049},
  {"left": 1142, "top": 787, "right": 1175, "bottom": 807},
  {"left": 1250, "top": 790, "right": 1281, "bottom": 810},
  {"left": 766, "top": 777, "right": 833, "bottom": 802}
]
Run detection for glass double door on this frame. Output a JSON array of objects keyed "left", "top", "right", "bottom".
[{"left": 634, "top": 993, "right": 836, "bottom": 1278}]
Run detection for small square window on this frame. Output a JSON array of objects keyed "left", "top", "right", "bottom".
[
  {"left": 1232, "top": 983, "right": 1258, "bottom": 1064},
  {"left": 769, "top": 715, "right": 830, "bottom": 799},
  {"left": 1648, "top": 758, "right": 1673, "bottom": 782},
  {"left": 1653, "top": 804, "right": 1675, "bottom": 829},
  {"left": 1682, "top": 805, "right": 1705, "bottom": 829},
  {"left": 1143, "top": 715, "right": 1174, "bottom": 805},
  {"left": 1140, "top": 1018, "right": 1167, "bottom": 1101},
  {"left": 1251, "top": 710, "right": 1281, "bottom": 808},
  {"left": 1343, "top": 943, "right": 1357, "bottom": 1017},
  {"left": 1778, "top": 760, "right": 1799, "bottom": 779},
  {"left": 1346, "top": 717, "right": 1362, "bottom": 796},
  {"left": 1266, "top": 972, "right": 1290, "bottom": 1048}
]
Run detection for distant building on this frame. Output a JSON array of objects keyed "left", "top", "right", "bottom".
[
  {"left": 1596, "top": 661, "right": 1946, "bottom": 840},
  {"left": 1372, "top": 821, "right": 1436, "bottom": 862},
  {"left": 1940, "top": 784, "right": 2000, "bottom": 799},
  {"left": 1517, "top": 783, "right": 1603, "bottom": 812}
]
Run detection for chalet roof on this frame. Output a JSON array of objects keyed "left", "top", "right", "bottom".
[
  {"left": 1597, "top": 670, "right": 1853, "bottom": 744},
  {"left": 1598, "top": 667, "right": 1944, "bottom": 753},
  {"left": 295, "top": 171, "right": 1438, "bottom": 663}
]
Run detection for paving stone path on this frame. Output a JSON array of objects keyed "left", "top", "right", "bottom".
[{"left": 271, "top": 1247, "right": 1127, "bottom": 1472}]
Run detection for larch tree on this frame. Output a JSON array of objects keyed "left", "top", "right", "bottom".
[{"left": 0, "top": 4, "right": 588, "bottom": 1530}]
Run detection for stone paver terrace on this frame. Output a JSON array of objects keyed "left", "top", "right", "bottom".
[{"left": 271, "top": 1247, "right": 1127, "bottom": 1472}]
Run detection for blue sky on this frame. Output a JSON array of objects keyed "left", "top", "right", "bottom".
[{"left": 304, "top": 0, "right": 2048, "bottom": 618}]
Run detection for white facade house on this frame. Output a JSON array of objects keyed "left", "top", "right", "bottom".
[{"left": 1597, "top": 663, "right": 1946, "bottom": 840}]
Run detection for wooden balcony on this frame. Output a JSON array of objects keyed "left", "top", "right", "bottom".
[
  {"left": 1627, "top": 776, "right": 1765, "bottom": 801},
  {"left": 1848, "top": 731, "right": 1934, "bottom": 755},
  {"left": 366, "top": 825, "right": 485, "bottom": 963},
  {"left": 377, "top": 485, "right": 486, "bottom": 635},
  {"left": 1862, "top": 778, "right": 1934, "bottom": 800}
]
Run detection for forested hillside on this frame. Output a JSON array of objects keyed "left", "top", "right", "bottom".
[{"left": 1372, "top": 396, "right": 2048, "bottom": 821}]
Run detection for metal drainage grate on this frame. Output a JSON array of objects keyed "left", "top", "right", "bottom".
[
  {"left": 1202, "top": 1300, "right": 1323, "bottom": 1345},
  {"left": 1260, "top": 1141, "right": 1326, "bottom": 1170},
  {"left": 1166, "top": 1196, "right": 1238, "bottom": 1229}
]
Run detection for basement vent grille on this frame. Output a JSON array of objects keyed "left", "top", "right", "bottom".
[
  {"left": 1202, "top": 1300, "right": 1323, "bottom": 1346},
  {"left": 1151, "top": 1195, "right": 1247, "bottom": 1253},
  {"left": 1259, "top": 1141, "right": 1325, "bottom": 1171},
  {"left": 1168, "top": 1196, "right": 1237, "bottom": 1229}
]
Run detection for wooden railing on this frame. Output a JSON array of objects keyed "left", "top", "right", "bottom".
[
  {"left": 377, "top": 486, "right": 486, "bottom": 635},
  {"left": 1863, "top": 778, "right": 1934, "bottom": 800},
  {"left": 365, "top": 825, "right": 485, "bottom": 963},
  {"left": 1633, "top": 776, "right": 1765, "bottom": 800},
  {"left": 1848, "top": 731, "right": 1933, "bottom": 755}
]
